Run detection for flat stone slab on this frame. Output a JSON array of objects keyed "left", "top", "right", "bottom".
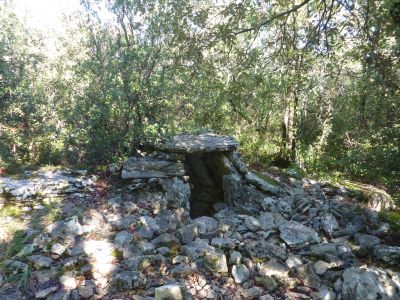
[
  {"left": 121, "top": 157, "right": 185, "bottom": 179},
  {"left": 152, "top": 133, "right": 238, "bottom": 153}
]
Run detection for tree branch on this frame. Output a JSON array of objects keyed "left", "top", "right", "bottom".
[{"left": 234, "top": 0, "right": 313, "bottom": 35}]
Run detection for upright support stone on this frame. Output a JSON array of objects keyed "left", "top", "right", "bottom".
[
  {"left": 121, "top": 133, "right": 283, "bottom": 216},
  {"left": 121, "top": 157, "right": 185, "bottom": 179}
]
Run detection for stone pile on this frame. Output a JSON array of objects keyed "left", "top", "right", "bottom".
[
  {"left": 0, "top": 169, "right": 95, "bottom": 202},
  {"left": 121, "top": 133, "right": 282, "bottom": 216},
  {"left": 0, "top": 134, "right": 399, "bottom": 300}
]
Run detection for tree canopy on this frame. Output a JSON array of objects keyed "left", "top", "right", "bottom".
[{"left": 1, "top": 0, "right": 399, "bottom": 197}]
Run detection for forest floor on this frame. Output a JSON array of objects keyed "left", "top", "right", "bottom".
[{"left": 0, "top": 166, "right": 399, "bottom": 299}]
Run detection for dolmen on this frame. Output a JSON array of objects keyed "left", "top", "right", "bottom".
[{"left": 121, "top": 133, "right": 284, "bottom": 217}]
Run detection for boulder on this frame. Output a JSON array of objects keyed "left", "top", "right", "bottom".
[
  {"left": 245, "top": 240, "right": 287, "bottom": 260},
  {"left": 321, "top": 213, "right": 339, "bottom": 236},
  {"left": 121, "top": 157, "right": 185, "bottom": 179},
  {"left": 29, "top": 255, "right": 54, "bottom": 269},
  {"left": 355, "top": 234, "right": 380, "bottom": 250},
  {"left": 153, "top": 133, "right": 238, "bottom": 153},
  {"left": 192, "top": 216, "right": 219, "bottom": 239},
  {"left": 373, "top": 245, "right": 400, "bottom": 265},
  {"left": 245, "top": 171, "right": 281, "bottom": 194},
  {"left": 137, "top": 216, "right": 159, "bottom": 239},
  {"left": 152, "top": 233, "right": 180, "bottom": 249},
  {"left": 203, "top": 251, "right": 228, "bottom": 273},
  {"left": 231, "top": 264, "right": 250, "bottom": 283},
  {"left": 177, "top": 224, "right": 199, "bottom": 244},
  {"left": 182, "top": 239, "right": 214, "bottom": 260},
  {"left": 279, "top": 221, "right": 321, "bottom": 248},
  {"left": 112, "top": 271, "right": 147, "bottom": 290},
  {"left": 341, "top": 266, "right": 400, "bottom": 300},
  {"left": 155, "top": 284, "right": 184, "bottom": 300},
  {"left": 255, "top": 275, "right": 278, "bottom": 292}
]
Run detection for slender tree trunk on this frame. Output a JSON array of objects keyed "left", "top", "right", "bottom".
[{"left": 290, "top": 91, "right": 299, "bottom": 162}]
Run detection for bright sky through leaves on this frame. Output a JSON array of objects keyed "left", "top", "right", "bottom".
[{"left": 13, "top": 0, "right": 81, "bottom": 31}]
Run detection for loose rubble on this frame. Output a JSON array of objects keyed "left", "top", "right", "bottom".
[{"left": 0, "top": 134, "right": 399, "bottom": 299}]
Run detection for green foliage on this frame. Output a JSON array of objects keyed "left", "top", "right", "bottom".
[
  {"left": 0, "top": 204, "right": 22, "bottom": 218},
  {"left": 380, "top": 210, "right": 400, "bottom": 231},
  {"left": 0, "top": 0, "right": 398, "bottom": 200},
  {"left": 2, "top": 230, "right": 26, "bottom": 259}
]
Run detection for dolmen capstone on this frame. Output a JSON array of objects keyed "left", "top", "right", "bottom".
[{"left": 121, "top": 133, "right": 284, "bottom": 217}]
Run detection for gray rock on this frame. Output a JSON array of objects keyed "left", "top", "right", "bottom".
[
  {"left": 160, "top": 177, "right": 191, "bottom": 211},
  {"left": 125, "top": 254, "right": 166, "bottom": 271},
  {"left": 223, "top": 174, "right": 265, "bottom": 208},
  {"left": 59, "top": 273, "right": 78, "bottom": 289},
  {"left": 300, "top": 243, "right": 339, "bottom": 257},
  {"left": 245, "top": 172, "right": 281, "bottom": 195},
  {"left": 260, "top": 295, "right": 275, "bottom": 300},
  {"left": 320, "top": 289, "right": 336, "bottom": 300},
  {"left": 137, "top": 216, "right": 159, "bottom": 239},
  {"left": 78, "top": 286, "right": 93, "bottom": 298},
  {"left": 341, "top": 266, "right": 400, "bottom": 300},
  {"left": 231, "top": 264, "right": 250, "bottom": 283},
  {"left": 286, "top": 254, "right": 303, "bottom": 268},
  {"left": 152, "top": 233, "right": 180, "bottom": 249},
  {"left": 107, "top": 215, "right": 136, "bottom": 231},
  {"left": 255, "top": 275, "right": 278, "bottom": 292},
  {"left": 300, "top": 263, "right": 323, "bottom": 289},
  {"left": 0, "top": 170, "right": 93, "bottom": 201},
  {"left": 211, "top": 237, "right": 237, "bottom": 250},
  {"left": 35, "top": 286, "right": 58, "bottom": 299},
  {"left": 203, "top": 251, "right": 228, "bottom": 273},
  {"left": 114, "top": 231, "right": 134, "bottom": 248},
  {"left": 182, "top": 239, "right": 214, "bottom": 260},
  {"left": 14, "top": 243, "right": 36, "bottom": 258},
  {"left": 365, "top": 190, "right": 395, "bottom": 211},
  {"left": 177, "top": 224, "right": 199, "bottom": 244},
  {"left": 279, "top": 221, "right": 321, "bottom": 248},
  {"left": 171, "top": 263, "right": 195, "bottom": 277},
  {"left": 124, "top": 202, "right": 139, "bottom": 213},
  {"left": 245, "top": 240, "right": 287, "bottom": 260},
  {"left": 244, "top": 215, "right": 261, "bottom": 231},
  {"left": 121, "top": 157, "right": 185, "bottom": 179},
  {"left": 321, "top": 214, "right": 339, "bottom": 236},
  {"left": 242, "top": 286, "right": 262, "bottom": 299},
  {"left": 260, "top": 197, "right": 277, "bottom": 212},
  {"left": 258, "top": 261, "right": 290, "bottom": 278},
  {"left": 50, "top": 243, "right": 67, "bottom": 255},
  {"left": 258, "top": 211, "right": 285, "bottom": 231},
  {"left": 314, "top": 260, "right": 331, "bottom": 275},
  {"left": 355, "top": 234, "right": 381, "bottom": 249},
  {"left": 172, "top": 255, "right": 190, "bottom": 264},
  {"left": 229, "top": 250, "right": 242, "bottom": 265},
  {"left": 192, "top": 216, "right": 219, "bottom": 239},
  {"left": 29, "top": 255, "right": 54, "bottom": 269},
  {"left": 155, "top": 283, "right": 184, "bottom": 300},
  {"left": 113, "top": 271, "right": 147, "bottom": 290},
  {"left": 32, "top": 267, "right": 60, "bottom": 284},
  {"left": 153, "top": 133, "right": 238, "bottom": 153},
  {"left": 138, "top": 241, "right": 155, "bottom": 254},
  {"left": 373, "top": 223, "right": 390, "bottom": 235},
  {"left": 108, "top": 195, "right": 123, "bottom": 208},
  {"left": 373, "top": 244, "right": 400, "bottom": 265},
  {"left": 277, "top": 200, "right": 292, "bottom": 215},
  {"left": 49, "top": 215, "right": 84, "bottom": 238},
  {"left": 231, "top": 151, "right": 249, "bottom": 174}
]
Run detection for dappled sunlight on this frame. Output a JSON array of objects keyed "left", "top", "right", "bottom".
[
  {"left": 1, "top": 154, "right": 400, "bottom": 298},
  {"left": 0, "top": 0, "right": 399, "bottom": 298}
]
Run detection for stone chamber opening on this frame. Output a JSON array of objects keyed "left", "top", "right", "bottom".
[{"left": 185, "top": 152, "right": 230, "bottom": 218}]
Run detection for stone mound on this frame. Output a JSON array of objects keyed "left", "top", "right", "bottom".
[{"left": 121, "top": 133, "right": 283, "bottom": 216}]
